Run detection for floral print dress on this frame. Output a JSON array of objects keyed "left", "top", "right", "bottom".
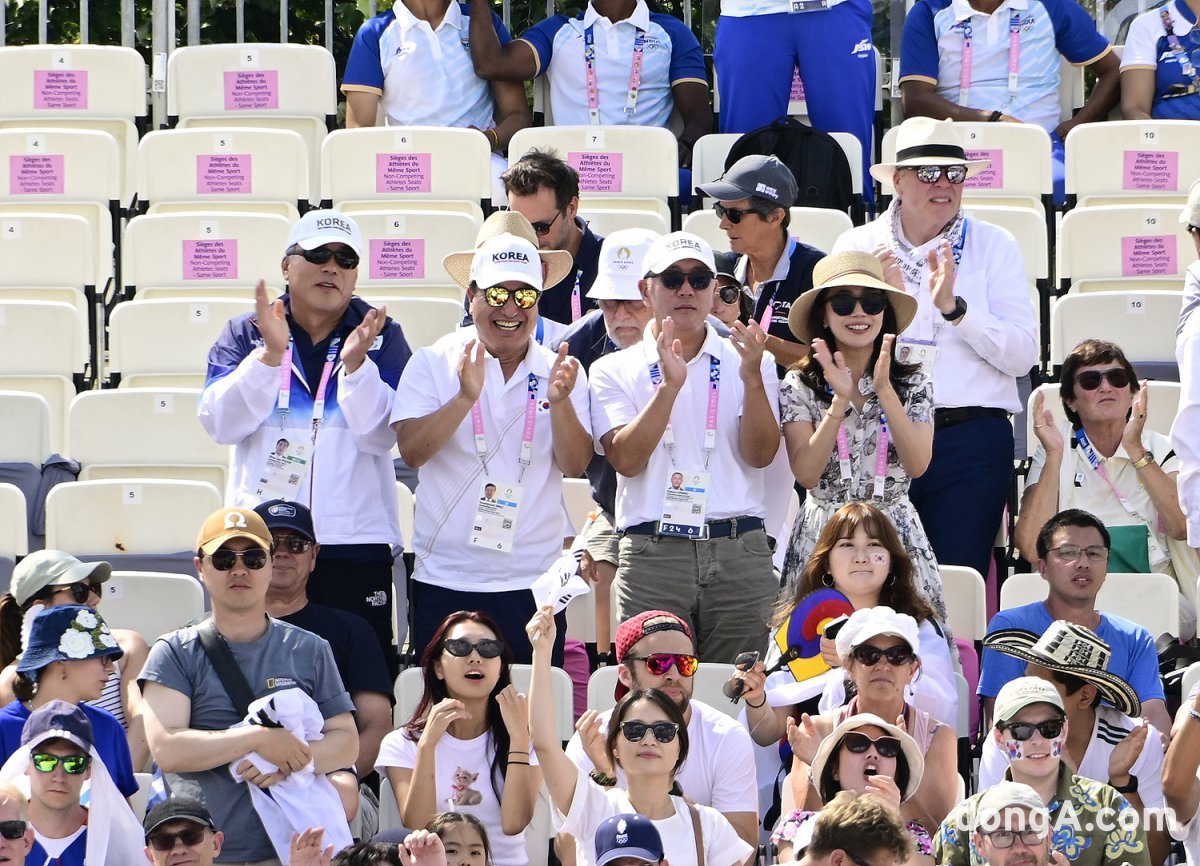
[{"left": 778, "top": 369, "right": 948, "bottom": 624}]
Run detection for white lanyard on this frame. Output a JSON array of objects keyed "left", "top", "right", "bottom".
[
  {"left": 470, "top": 373, "right": 540, "bottom": 483},
  {"left": 278, "top": 334, "right": 342, "bottom": 444},
  {"left": 584, "top": 24, "right": 646, "bottom": 124},
  {"left": 959, "top": 9, "right": 1021, "bottom": 105},
  {"left": 650, "top": 356, "right": 720, "bottom": 469}
]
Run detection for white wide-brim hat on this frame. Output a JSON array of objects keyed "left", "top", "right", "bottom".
[{"left": 869, "top": 117, "right": 991, "bottom": 185}]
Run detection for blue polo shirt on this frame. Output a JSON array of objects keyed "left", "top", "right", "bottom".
[
  {"left": 1120, "top": 0, "right": 1200, "bottom": 119},
  {"left": 519, "top": 0, "right": 707, "bottom": 127},
  {"left": 900, "top": 0, "right": 1111, "bottom": 131},
  {"left": 342, "top": 1, "right": 513, "bottom": 129}
]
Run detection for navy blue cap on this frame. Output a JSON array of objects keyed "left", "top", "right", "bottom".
[
  {"left": 17, "top": 605, "right": 123, "bottom": 676},
  {"left": 595, "top": 814, "right": 664, "bottom": 866},
  {"left": 21, "top": 699, "right": 94, "bottom": 752},
  {"left": 254, "top": 499, "right": 316, "bottom": 542}
]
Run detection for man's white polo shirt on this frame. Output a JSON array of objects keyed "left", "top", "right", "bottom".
[
  {"left": 518, "top": 0, "right": 707, "bottom": 127},
  {"left": 589, "top": 321, "right": 779, "bottom": 529},
  {"left": 392, "top": 328, "right": 591, "bottom": 592},
  {"left": 342, "top": 0, "right": 510, "bottom": 129}
]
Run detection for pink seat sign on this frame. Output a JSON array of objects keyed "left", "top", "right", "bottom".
[
  {"left": 964, "top": 148, "right": 1003, "bottom": 189},
  {"left": 1122, "top": 150, "right": 1179, "bottom": 191},
  {"left": 1121, "top": 235, "right": 1177, "bottom": 276},
  {"left": 183, "top": 239, "right": 239, "bottom": 280},
  {"left": 369, "top": 239, "right": 426, "bottom": 280},
  {"left": 34, "top": 70, "right": 88, "bottom": 110},
  {"left": 568, "top": 151, "right": 624, "bottom": 193},
  {"left": 197, "top": 154, "right": 252, "bottom": 194},
  {"left": 376, "top": 153, "right": 432, "bottom": 194},
  {"left": 223, "top": 70, "right": 280, "bottom": 111},
  {"left": 9, "top": 154, "right": 64, "bottom": 194}
]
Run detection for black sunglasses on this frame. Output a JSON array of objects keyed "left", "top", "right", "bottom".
[
  {"left": 50, "top": 581, "right": 103, "bottom": 605},
  {"left": 529, "top": 209, "right": 563, "bottom": 236},
  {"left": 999, "top": 717, "right": 1065, "bottom": 742},
  {"left": 148, "top": 826, "right": 208, "bottom": 851},
  {"left": 909, "top": 165, "right": 968, "bottom": 184},
  {"left": 0, "top": 821, "right": 25, "bottom": 841},
  {"left": 620, "top": 720, "right": 680, "bottom": 743},
  {"left": 292, "top": 245, "right": 360, "bottom": 270},
  {"left": 827, "top": 291, "right": 887, "bottom": 317},
  {"left": 656, "top": 269, "right": 714, "bottom": 291},
  {"left": 271, "top": 537, "right": 314, "bottom": 554},
  {"left": 851, "top": 643, "right": 915, "bottom": 667},
  {"left": 717, "top": 284, "right": 742, "bottom": 305},
  {"left": 208, "top": 548, "right": 270, "bottom": 571},
  {"left": 713, "top": 203, "right": 761, "bottom": 224},
  {"left": 1074, "top": 368, "right": 1131, "bottom": 391},
  {"left": 841, "top": 730, "right": 902, "bottom": 758},
  {"left": 443, "top": 638, "right": 505, "bottom": 659}
]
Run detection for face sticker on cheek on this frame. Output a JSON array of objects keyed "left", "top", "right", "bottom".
[
  {"left": 871, "top": 552, "right": 887, "bottom": 564},
  {"left": 1005, "top": 739, "right": 1026, "bottom": 761},
  {"left": 1050, "top": 735, "right": 1064, "bottom": 758}
]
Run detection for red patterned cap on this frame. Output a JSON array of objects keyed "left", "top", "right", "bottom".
[{"left": 615, "top": 610, "right": 692, "bottom": 663}]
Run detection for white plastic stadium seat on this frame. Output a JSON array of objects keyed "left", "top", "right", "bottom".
[
  {"left": 351, "top": 209, "right": 480, "bottom": 302},
  {"left": 1057, "top": 205, "right": 1192, "bottom": 294},
  {"left": 1065, "top": 120, "right": 1200, "bottom": 207},
  {"left": 1000, "top": 571, "right": 1180, "bottom": 637},
  {"left": 100, "top": 571, "right": 205, "bottom": 642},
  {"left": 108, "top": 297, "right": 253, "bottom": 388},
  {"left": 1050, "top": 292, "right": 1181, "bottom": 369},
  {"left": 940, "top": 565, "right": 987, "bottom": 644}
]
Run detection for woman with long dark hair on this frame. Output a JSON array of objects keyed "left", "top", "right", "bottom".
[
  {"left": 525, "top": 605, "right": 753, "bottom": 866},
  {"left": 738, "top": 503, "right": 957, "bottom": 739},
  {"left": 375, "top": 611, "right": 538, "bottom": 866},
  {"left": 778, "top": 251, "right": 945, "bottom": 626}
]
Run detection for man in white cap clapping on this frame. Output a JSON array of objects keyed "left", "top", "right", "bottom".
[
  {"left": 392, "top": 233, "right": 592, "bottom": 664},
  {"left": 200, "top": 209, "right": 412, "bottom": 679},
  {"left": 589, "top": 231, "right": 780, "bottom": 663}
]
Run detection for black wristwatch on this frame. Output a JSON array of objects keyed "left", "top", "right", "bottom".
[
  {"left": 1113, "top": 775, "right": 1139, "bottom": 794},
  {"left": 941, "top": 295, "right": 967, "bottom": 322}
]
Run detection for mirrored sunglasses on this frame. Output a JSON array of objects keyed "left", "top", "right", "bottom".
[
  {"left": 30, "top": 752, "right": 90, "bottom": 774},
  {"left": 482, "top": 285, "right": 541, "bottom": 309},
  {"left": 625, "top": 653, "right": 699, "bottom": 677},
  {"left": 910, "top": 165, "right": 968, "bottom": 184}
]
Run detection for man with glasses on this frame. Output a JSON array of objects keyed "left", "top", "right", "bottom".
[
  {"left": 969, "top": 782, "right": 1058, "bottom": 866},
  {"left": 140, "top": 507, "right": 358, "bottom": 866},
  {"left": 697, "top": 155, "right": 824, "bottom": 370},
  {"left": 393, "top": 233, "right": 592, "bottom": 664},
  {"left": 937, "top": 678, "right": 1150, "bottom": 866},
  {"left": 590, "top": 231, "right": 780, "bottom": 663},
  {"left": 564, "top": 611, "right": 758, "bottom": 848},
  {"left": 833, "top": 117, "right": 1038, "bottom": 586},
  {"left": 501, "top": 150, "right": 606, "bottom": 326},
  {"left": 0, "top": 783, "right": 32, "bottom": 866},
  {"left": 554, "top": 228, "right": 659, "bottom": 653},
  {"left": 254, "top": 499, "right": 392, "bottom": 838},
  {"left": 979, "top": 508, "right": 1170, "bottom": 735},
  {"left": 200, "top": 209, "right": 412, "bottom": 681},
  {"left": 143, "top": 795, "right": 224, "bottom": 866}
]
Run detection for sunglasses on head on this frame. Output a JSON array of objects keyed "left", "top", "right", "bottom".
[
  {"left": 31, "top": 752, "right": 90, "bottom": 774},
  {"left": 529, "top": 209, "right": 563, "bottom": 237},
  {"left": 656, "top": 269, "right": 714, "bottom": 291},
  {"left": 999, "top": 717, "right": 1065, "bottom": 741},
  {"left": 625, "top": 652, "right": 699, "bottom": 677},
  {"left": 620, "top": 720, "right": 680, "bottom": 743},
  {"left": 1074, "top": 368, "right": 1131, "bottom": 391},
  {"left": 982, "top": 830, "right": 1046, "bottom": 849},
  {"left": 482, "top": 285, "right": 541, "bottom": 310},
  {"left": 271, "top": 536, "right": 314, "bottom": 555},
  {"left": 851, "top": 643, "right": 915, "bottom": 667},
  {"left": 148, "top": 827, "right": 208, "bottom": 851},
  {"left": 0, "top": 821, "right": 25, "bottom": 841},
  {"left": 50, "top": 581, "right": 102, "bottom": 605},
  {"left": 443, "top": 637, "right": 505, "bottom": 659},
  {"left": 909, "top": 165, "right": 968, "bottom": 185},
  {"left": 827, "top": 291, "right": 887, "bottom": 317},
  {"left": 713, "top": 203, "right": 761, "bottom": 224},
  {"left": 293, "top": 245, "right": 360, "bottom": 270},
  {"left": 841, "top": 730, "right": 902, "bottom": 758},
  {"left": 208, "top": 548, "right": 270, "bottom": 571}
]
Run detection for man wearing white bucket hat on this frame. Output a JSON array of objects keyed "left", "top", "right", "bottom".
[
  {"left": 392, "top": 233, "right": 593, "bottom": 664},
  {"left": 589, "top": 231, "right": 781, "bottom": 662},
  {"left": 833, "top": 117, "right": 1038, "bottom": 586}
]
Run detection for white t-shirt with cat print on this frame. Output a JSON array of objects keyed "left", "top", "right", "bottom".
[{"left": 376, "top": 728, "right": 536, "bottom": 866}]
